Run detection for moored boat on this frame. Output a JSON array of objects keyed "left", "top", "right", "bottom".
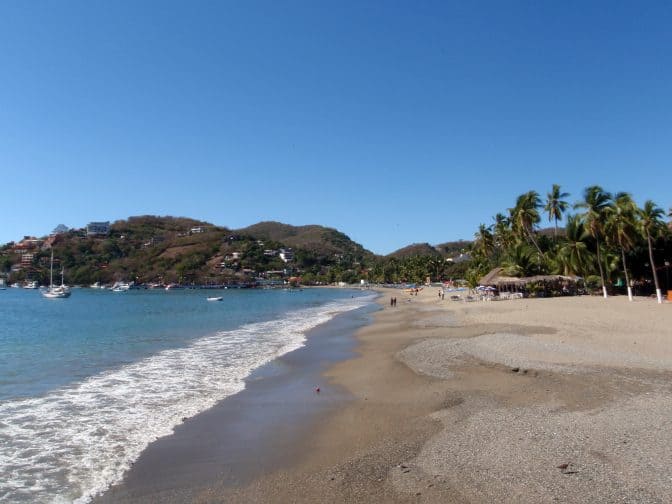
[
  {"left": 111, "top": 281, "right": 131, "bottom": 292},
  {"left": 42, "top": 252, "right": 71, "bottom": 299}
]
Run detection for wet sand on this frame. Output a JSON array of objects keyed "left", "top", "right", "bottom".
[
  {"left": 99, "top": 288, "right": 672, "bottom": 503},
  {"left": 96, "top": 301, "right": 378, "bottom": 503}
]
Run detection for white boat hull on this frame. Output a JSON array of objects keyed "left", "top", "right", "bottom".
[{"left": 42, "top": 288, "right": 71, "bottom": 299}]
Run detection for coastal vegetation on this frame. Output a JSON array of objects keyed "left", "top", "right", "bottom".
[
  {"left": 466, "top": 185, "right": 672, "bottom": 300},
  {"left": 1, "top": 194, "right": 669, "bottom": 293}
]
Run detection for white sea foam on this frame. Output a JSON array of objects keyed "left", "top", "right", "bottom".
[{"left": 0, "top": 295, "right": 372, "bottom": 503}]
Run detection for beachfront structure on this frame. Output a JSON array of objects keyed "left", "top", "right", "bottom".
[
  {"left": 86, "top": 222, "right": 110, "bottom": 236},
  {"left": 479, "top": 267, "right": 582, "bottom": 296}
]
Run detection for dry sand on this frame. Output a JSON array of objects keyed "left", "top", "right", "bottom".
[{"left": 188, "top": 288, "right": 672, "bottom": 503}]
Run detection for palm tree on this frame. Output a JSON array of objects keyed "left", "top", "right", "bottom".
[
  {"left": 557, "top": 214, "right": 592, "bottom": 276},
  {"left": 575, "top": 186, "right": 612, "bottom": 298},
  {"left": 605, "top": 193, "right": 638, "bottom": 301},
  {"left": 544, "top": 184, "right": 570, "bottom": 239},
  {"left": 501, "top": 242, "right": 536, "bottom": 277},
  {"left": 492, "top": 213, "right": 513, "bottom": 250},
  {"left": 510, "top": 191, "right": 544, "bottom": 256},
  {"left": 474, "top": 224, "right": 495, "bottom": 260},
  {"left": 428, "top": 256, "right": 445, "bottom": 282},
  {"left": 638, "top": 200, "right": 666, "bottom": 303}
]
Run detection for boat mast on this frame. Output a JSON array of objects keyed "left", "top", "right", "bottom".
[{"left": 50, "top": 250, "right": 54, "bottom": 288}]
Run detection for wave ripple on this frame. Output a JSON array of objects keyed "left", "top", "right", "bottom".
[{"left": 0, "top": 295, "right": 372, "bottom": 503}]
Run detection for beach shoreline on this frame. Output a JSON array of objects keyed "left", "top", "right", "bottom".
[
  {"left": 99, "top": 287, "right": 672, "bottom": 503},
  {"left": 95, "top": 297, "right": 378, "bottom": 503}
]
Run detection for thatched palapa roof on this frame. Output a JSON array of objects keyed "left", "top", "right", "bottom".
[{"left": 479, "top": 267, "right": 580, "bottom": 287}]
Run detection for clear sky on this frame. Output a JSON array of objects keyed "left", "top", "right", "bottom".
[{"left": 1, "top": 1, "right": 670, "bottom": 254}]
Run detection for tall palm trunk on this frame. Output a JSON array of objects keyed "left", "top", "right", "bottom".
[
  {"left": 554, "top": 217, "right": 558, "bottom": 240},
  {"left": 646, "top": 232, "right": 662, "bottom": 303},
  {"left": 594, "top": 235, "right": 607, "bottom": 298},
  {"left": 525, "top": 227, "right": 544, "bottom": 256},
  {"left": 620, "top": 247, "right": 632, "bottom": 301}
]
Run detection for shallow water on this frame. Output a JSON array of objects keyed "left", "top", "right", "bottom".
[{"left": 0, "top": 287, "right": 373, "bottom": 503}]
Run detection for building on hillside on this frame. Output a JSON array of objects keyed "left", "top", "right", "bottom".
[
  {"left": 86, "top": 221, "right": 110, "bottom": 236},
  {"left": 21, "top": 254, "right": 34, "bottom": 266},
  {"left": 446, "top": 253, "right": 471, "bottom": 263},
  {"left": 264, "top": 249, "right": 278, "bottom": 257},
  {"left": 42, "top": 234, "right": 61, "bottom": 250},
  {"left": 190, "top": 226, "right": 208, "bottom": 234},
  {"left": 142, "top": 236, "right": 165, "bottom": 248},
  {"left": 12, "top": 237, "right": 42, "bottom": 253},
  {"left": 279, "top": 248, "right": 294, "bottom": 263},
  {"left": 264, "top": 270, "right": 285, "bottom": 278},
  {"left": 52, "top": 224, "right": 69, "bottom": 234}
]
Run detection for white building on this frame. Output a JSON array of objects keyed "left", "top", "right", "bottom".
[{"left": 279, "top": 248, "right": 294, "bottom": 263}]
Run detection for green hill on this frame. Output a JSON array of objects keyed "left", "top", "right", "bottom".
[
  {"left": 236, "top": 221, "right": 375, "bottom": 262},
  {"left": 387, "top": 243, "right": 441, "bottom": 259},
  {"left": 1, "top": 216, "right": 376, "bottom": 286}
]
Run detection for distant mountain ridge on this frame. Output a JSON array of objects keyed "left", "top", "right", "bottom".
[
  {"left": 387, "top": 239, "right": 473, "bottom": 259},
  {"left": 236, "top": 221, "right": 374, "bottom": 261},
  {"left": 387, "top": 243, "right": 441, "bottom": 259}
]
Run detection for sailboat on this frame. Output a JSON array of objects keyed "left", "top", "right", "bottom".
[{"left": 42, "top": 251, "right": 71, "bottom": 299}]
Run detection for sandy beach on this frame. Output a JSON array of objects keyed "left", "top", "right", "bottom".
[{"left": 100, "top": 288, "right": 672, "bottom": 503}]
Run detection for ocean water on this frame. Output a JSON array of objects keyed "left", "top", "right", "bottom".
[{"left": 0, "top": 287, "right": 374, "bottom": 503}]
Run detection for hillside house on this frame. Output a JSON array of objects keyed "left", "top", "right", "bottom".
[
  {"left": 279, "top": 248, "right": 294, "bottom": 263},
  {"left": 86, "top": 222, "right": 110, "bottom": 236}
]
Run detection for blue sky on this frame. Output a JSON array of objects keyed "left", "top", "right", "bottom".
[{"left": 1, "top": 1, "right": 670, "bottom": 254}]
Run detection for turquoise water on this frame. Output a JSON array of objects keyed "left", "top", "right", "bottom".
[{"left": 0, "top": 287, "right": 374, "bottom": 503}]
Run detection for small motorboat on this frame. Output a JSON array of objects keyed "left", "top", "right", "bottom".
[{"left": 206, "top": 296, "right": 223, "bottom": 301}]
